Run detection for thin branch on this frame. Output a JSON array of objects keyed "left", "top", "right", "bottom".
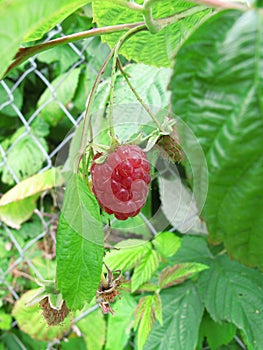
[
  {"left": 157, "top": 5, "right": 212, "bottom": 28},
  {"left": 2, "top": 22, "right": 144, "bottom": 78},
  {"left": 117, "top": 58, "right": 164, "bottom": 131},
  {"left": 116, "top": 0, "right": 144, "bottom": 11},
  {"left": 143, "top": 0, "right": 161, "bottom": 33},
  {"left": 188, "top": 0, "right": 248, "bottom": 9},
  {"left": 2, "top": 0, "right": 248, "bottom": 78},
  {"left": 108, "top": 25, "right": 147, "bottom": 139},
  {"left": 77, "top": 48, "right": 115, "bottom": 176}
]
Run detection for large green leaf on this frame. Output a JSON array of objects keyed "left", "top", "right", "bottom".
[
  {"left": 198, "top": 255, "right": 263, "bottom": 350},
  {"left": 144, "top": 281, "right": 204, "bottom": 350},
  {"left": 198, "top": 313, "right": 236, "bottom": 350},
  {"left": 0, "top": 168, "right": 63, "bottom": 229},
  {"left": 0, "top": 0, "right": 91, "bottom": 79},
  {"left": 56, "top": 174, "right": 104, "bottom": 310},
  {"left": 170, "top": 9, "right": 263, "bottom": 268},
  {"left": 92, "top": 0, "right": 212, "bottom": 67}
]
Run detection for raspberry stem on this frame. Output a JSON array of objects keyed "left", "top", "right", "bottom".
[
  {"left": 78, "top": 49, "right": 115, "bottom": 178},
  {"left": 108, "top": 25, "right": 146, "bottom": 140},
  {"left": 117, "top": 58, "right": 164, "bottom": 132}
]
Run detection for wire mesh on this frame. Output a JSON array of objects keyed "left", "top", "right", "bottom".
[{"left": 0, "top": 24, "right": 96, "bottom": 347}]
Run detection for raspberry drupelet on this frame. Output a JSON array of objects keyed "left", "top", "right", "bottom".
[{"left": 91, "top": 145, "right": 151, "bottom": 220}]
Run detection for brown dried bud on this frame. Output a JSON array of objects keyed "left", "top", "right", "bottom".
[{"left": 39, "top": 297, "right": 70, "bottom": 326}]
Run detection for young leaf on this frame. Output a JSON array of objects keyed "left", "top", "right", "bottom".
[
  {"left": 158, "top": 263, "right": 209, "bottom": 289},
  {"left": 38, "top": 68, "right": 81, "bottom": 126},
  {"left": 198, "top": 255, "right": 263, "bottom": 350},
  {"left": 0, "top": 311, "right": 12, "bottom": 330},
  {"left": 105, "top": 293, "right": 137, "bottom": 350},
  {"left": 134, "top": 295, "right": 155, "bottom": 350},
  {"left": 170, "top": 9, "right": 263, "bottom": 268},
  {"left": 56, "top": 174, "right": 104, "bottom": 310},
  {"left": 144, "top": 281, "right": 204, "bottom": 350},
  {"left": 104, "top": 239, "right": 151, "bottom": 271},
  {"left": 0, "top": 168, "right": 63, "bottom": 229},
  {"left": 152, "top": 231, "right": 181, "bottom": 257},
  {"left": 152, "top": 292, "right": 163, "bottom": 326},
  {"left": 131, "top": 248, "right": 161, "bottom": 292},
  {"left": 93, "top": 1, "right": 212, "bottom": 67},
  {"left": 0, "top": 0, "right": 91, "bottom": 78},
  {"left": 12, "top": 289, "right": 71, "bottom": 341},
  {"left": 198, "top": 313, "right": 236, "bottom": 350}
]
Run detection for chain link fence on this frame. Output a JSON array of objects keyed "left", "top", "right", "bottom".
[
  {"left": 0, "top": 24, "right": 99, "bottom": 348},
  {"left": 0, "top": 23, "right": 174, "bottom": 349}
]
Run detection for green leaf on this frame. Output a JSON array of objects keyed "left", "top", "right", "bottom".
[
  {"left": 61, "top": 337, "right": 87, "bottom": 350},
  {"left": 0, "top": 194, "right": 39, "bottom": 230},
  {"left": 131, "top": 248, "right": 161, "bottom": 292},
  {"left": 104, "top": 239, "right": 151, "bottom": 271},
  {"left": 105, "top": 293, "right": 137, "bottom": 350},
  {"left": 198, "top": 255, "right": 263, "bottom": 350},
  {"left": 37, "top": 45, "right": 80, "bottom": 74},
  {"left": 198, "top": 313, "right": 236, "bottom": 350},
  {"left": 92, "top": 0, "right": 212, "bottom": 67},
  {"left": 158, "top": 262, "right": 209, "bottom": 289},
  {"left": 152, "top": 231, "right": 181, "bottom": 257},
  {"left": 172, "top": 236, "right": 214, "bottom": 266},
  {"left": 144, "top": 281, "right": 204, "bottom": 350},
  {"left": 78, "top": 308, "right": 106, "bottom": 350},
  {"left": 0, "top": 0, "right": 91, "bottom": 78},
  {"left": 38, "top": 68, "right": 81, "bottom": 126},
  {"left": 111, "top": 64, "right": 171, "bottom": 141},
  {"left": 1, "top": 128, "right": 48, "bottom": 185},
  {"left": 12, "top": 289, "right": 71, "bottom": 341},
  {"left": 152, "top": 292, "right": 163, "bottom": 326},
  {"left": 170, "top": 9, "right": 263, "bottom": 268},
  {"left": 0, "top": 310, "right": 12, "bottom": 330},
  {"left": 56, "top": 174, "right": 104, "bottom": 310},
  {"left": 134, "top": 295, "right": 156, "bottom": 350},
  {"left": 158, "top": 175, "right": 208, "bottom": 234},
  {"left": 0, "top": 168, "right": 63, "bottom": 229}
]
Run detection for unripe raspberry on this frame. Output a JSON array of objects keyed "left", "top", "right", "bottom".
[{"left": 91, "top": 145, "right": 151, "bottom": 220}]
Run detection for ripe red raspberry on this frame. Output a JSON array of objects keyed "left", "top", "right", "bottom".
[{"left": 91, "top": 145, "right": 151, "bottom": 220}]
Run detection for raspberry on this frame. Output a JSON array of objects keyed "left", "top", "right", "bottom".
[{"left": 91, "top": 145, "right": 151, "bottom": 220}]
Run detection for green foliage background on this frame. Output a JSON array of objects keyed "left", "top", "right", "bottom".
[{"left": 0, "top": 1, "right": 263, "bottom": 350}]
